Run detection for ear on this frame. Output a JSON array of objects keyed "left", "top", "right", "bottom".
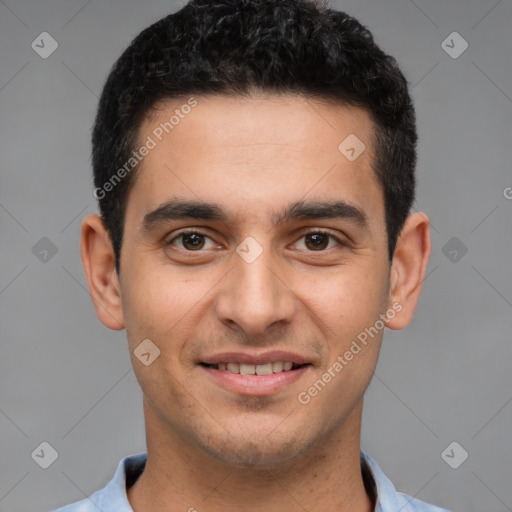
[
  {"left": 386, "top": 212, "right": 431, "bottom": 330},
  {"left": 80, "top": 214, "right": 125, "bottom": 330}
]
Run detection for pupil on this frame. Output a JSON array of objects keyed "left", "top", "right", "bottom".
[
  {"left": 307, "top": 233, "right": 328, "bottom": 250},
  {"left": 184, "top": 233, "right": 204, "bottom": 250}
]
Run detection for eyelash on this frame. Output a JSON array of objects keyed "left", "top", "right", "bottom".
[{"left": 167, "top": 228, "right": 346, "bottom": 252}]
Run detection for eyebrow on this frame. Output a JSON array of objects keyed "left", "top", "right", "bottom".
[
  {"left": 142, "top": 200, "right": 227, "bottom": 231},
  {"left": 272, "top": 200, "right": 368, "bottom": 227},
  {"left": 141, "top": 199, "right": 368, "bottom": 231}
]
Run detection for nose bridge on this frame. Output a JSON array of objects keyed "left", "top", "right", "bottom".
[{"left": 215, "top": 240, "right": 294, "bottom": 335}]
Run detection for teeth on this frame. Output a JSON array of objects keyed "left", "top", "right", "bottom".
[
  {"left": 272, "top": 361, "right": 284, "bottom": 372},
  {"left": 216, "top": 361, "right": 297, "bottom": 375},
  {"left": 240, "top": 363, "right": 255, "bottom": 375},
  {"left": 227, "top": 362, "right": 240, "bottom": 373},
  {"left": 256, "top": 363, "right": 273, "bottom": 375}
]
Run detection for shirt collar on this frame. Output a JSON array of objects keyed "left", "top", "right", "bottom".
[
  {"left": 361, "top": 451, "right": 399, "bottom": 511},
  {"left": 97, "top": 450, "right": 440, "bottom": 512}
]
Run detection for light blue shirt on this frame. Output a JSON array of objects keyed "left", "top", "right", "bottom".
[{"left": 52, "top": 451, "right": 451, "bottom": 512}]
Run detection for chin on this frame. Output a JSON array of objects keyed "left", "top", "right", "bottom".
[{"left": 195, "top": 427, "right": 317, "bottom": 468}]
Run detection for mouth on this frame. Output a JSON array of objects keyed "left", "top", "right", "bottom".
[
  {"left": 198, "top": 352, "right": 313, "bottom": 396},
  {"left": 200, "top": 361, "right": 306, "bottom": 375}
]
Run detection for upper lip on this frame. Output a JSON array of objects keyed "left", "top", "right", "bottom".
[{"left": 200, "top": 350, "right": 312, "bottom": 366}]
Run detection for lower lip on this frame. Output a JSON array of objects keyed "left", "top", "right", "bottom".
[{"left": 200, "top": 365, "right": 310, "bottom": 396}]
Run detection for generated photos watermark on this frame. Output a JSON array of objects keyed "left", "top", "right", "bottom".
[
  {"left": 297, "top": 301, "right": 402, "bottom": 405},
  {"left": 93, "top": 97, "right": 198, "bottom": 200}
]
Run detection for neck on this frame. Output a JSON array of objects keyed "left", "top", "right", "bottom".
[{"left": 128, "top": 399, "right": 373, "bottom": 512}]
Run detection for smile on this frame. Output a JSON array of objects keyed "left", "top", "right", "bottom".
[
  {"left": 199, "top": 352, "right": 313, "bottom": 396},
  {"left": 201, "top": 361, "right": 304, "bottom": 375}
]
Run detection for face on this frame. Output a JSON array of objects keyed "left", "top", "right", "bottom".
[{"left": 115, "top": 94, "right": 394, "bottom": 466}]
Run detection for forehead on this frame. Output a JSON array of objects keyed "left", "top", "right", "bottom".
[
  {"left": 143, "top": 93, "right": 375, "bottom": 157},
  {"left": 128, "top": 93, "right": 383, "bottom": 228}
]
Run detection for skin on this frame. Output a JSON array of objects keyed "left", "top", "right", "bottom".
[{"left": 81, "top": 93, "right": 431, "bottom": 512}]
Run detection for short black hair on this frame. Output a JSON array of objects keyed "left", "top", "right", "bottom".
[{"left": 92, "top": 0, "right": 417, "bottom": 273}]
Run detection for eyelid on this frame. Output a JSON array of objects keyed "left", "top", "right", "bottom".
[{"left": 168, "top": 227, "right": 210, "bottom": 239}]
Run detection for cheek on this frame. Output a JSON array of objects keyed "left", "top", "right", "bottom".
[
  {"left": 121, "top": 286, "right": 162, "bottom": 347},
  {"left": 120, "top": 271, "right": 196, "bottom": 407},
  {"left": 299, "top": 263, "right": 389, "bottom": 343},
  {"left": 119, "top": 258, "right": 219, "bottom": 380},
  {"left": 119, "top": 260, "right": 187, "bottom": 350}
]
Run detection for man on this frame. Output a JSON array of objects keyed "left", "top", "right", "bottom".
[{"left": 53, "top": 0, "right": 451, "bottom": 510}]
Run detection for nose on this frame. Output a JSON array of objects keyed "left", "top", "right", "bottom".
[{"left": 214, "top": 244, "right": 296, "bottom": 338}]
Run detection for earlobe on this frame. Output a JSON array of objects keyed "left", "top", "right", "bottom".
[
  {"left": 80, "top": 214, "right": 125, "bottom": 330},
  {"left": 386, "top": 212, "right": 431, "bottom": 331}
]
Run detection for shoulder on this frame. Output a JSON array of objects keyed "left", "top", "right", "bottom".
[
  {"left": 395, "top": 492, "right": 452, "bottom": 512},
  {"left": 50, "top": 491, "right": 103, "bottom": 512},
  {"left": 49, "top": 453, "right": 147, "bottom": 512},
  {"left": 361, "top": 451, "right": 453, "bottom": 512}
]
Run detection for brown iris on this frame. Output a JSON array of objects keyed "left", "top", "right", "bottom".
[
  {"left": 181, "top": 233, "right": 206, "bottom": 250},
  {"left": 304, "top": 233, "right": 329, "bottom": 251}
]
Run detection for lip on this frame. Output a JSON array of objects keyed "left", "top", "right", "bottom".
[{"left": 200, "top": 364, "right": 311, "bottom": 396}]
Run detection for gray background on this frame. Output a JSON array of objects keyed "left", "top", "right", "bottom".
[{"left": 1, "top": 0, "right": 511, "bottom": 511}]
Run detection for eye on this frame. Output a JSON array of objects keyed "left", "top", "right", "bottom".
[
  {"left": 168, "top": 230, "right": 217, "bottom": 251},
  {"left": 293, "top": 230, "right": 343, "bottom": 251}
]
